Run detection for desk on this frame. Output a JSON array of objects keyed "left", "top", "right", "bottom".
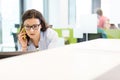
[
  {"left": 0, "top": 39, "right": 120, "bottom": 80},
  {"left": 0, "top": 51, "right": 34, "bottom": 59}
]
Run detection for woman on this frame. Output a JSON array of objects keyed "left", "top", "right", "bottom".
[{"left": 18, "top": 9, "right": 58, "bottom": 51}]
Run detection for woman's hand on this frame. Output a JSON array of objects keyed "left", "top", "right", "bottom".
[{"left": 18, "top": 28, "right": 28, "bottom": 51}]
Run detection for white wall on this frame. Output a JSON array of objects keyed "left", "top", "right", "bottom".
[
  {"left": 1, "top": 0, "right": 20, "bottom": 44},
  {"left": 75, "top": 0, "right": 97, "bottom": 34},
  {"left": 101, "top": 0, "right": 110, "bottom": 18},
  {"left": 0, "top": 0, "right": 2, "bottom": 43},
  {"left": 101, "top": 0, "right": 120, "bottom": 26},
  {"left": 49, "top": 0, "right": 68, "bottom": 27},
  {"left": 24, "top": 0, "right": 43, "bottom": 14},
  {"left": 109, "top": 0, "right": 120, "bottom": 24},
  {"left": 76, "top": 0, "right": 92, "bottom": 25}
]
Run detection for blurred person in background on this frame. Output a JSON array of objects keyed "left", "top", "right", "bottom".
[
  {"left": 96, "top": 8, "right": 110, "bottom": 38},
  {"left": 96, "top": 8, "right": 110, "bottom": 29}
]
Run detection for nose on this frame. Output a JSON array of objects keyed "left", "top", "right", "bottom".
[{"left": 30, "top": 28, "right": 34, "bottom": 32}]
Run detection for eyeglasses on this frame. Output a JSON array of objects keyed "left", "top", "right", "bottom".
[{"left": 24, "top": 24, "right": 40, "bottom": 30}]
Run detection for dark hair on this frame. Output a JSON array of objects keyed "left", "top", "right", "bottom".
[
  {"left": 19, "top": 9, "right": 48, "bottom": 44},
  {"left": 20, "top": 9, "right": 48, "bottom": 32},
  {"left": 96, "top": 8, "right": 103, "bottom": 16}
]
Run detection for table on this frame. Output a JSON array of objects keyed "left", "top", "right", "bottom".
[{"left": 0, "top": 39, "right": 120, "bottom": 80}]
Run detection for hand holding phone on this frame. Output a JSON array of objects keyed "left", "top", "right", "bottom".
[
  {"left": 21, "top": 27, "right": 27, "bottom": 40},
  {"left": 18, "top": 27, "right": 28, "bottom": 51}
]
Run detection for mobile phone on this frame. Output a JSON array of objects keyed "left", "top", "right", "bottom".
[{"left": 21, "top": 28, "right": 27, "bottom": 40}]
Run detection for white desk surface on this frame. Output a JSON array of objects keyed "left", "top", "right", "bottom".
[{"left": 0, "top": 39, "right": 120, "bottom": 80}]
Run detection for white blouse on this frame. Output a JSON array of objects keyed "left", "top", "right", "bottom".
[{"left": 19, "top": 28, "right": 59, "bottom": 51}]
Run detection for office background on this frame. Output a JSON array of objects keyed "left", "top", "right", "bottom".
[{"left": 0, "top": 0, "right": 120, "bottom": 51}]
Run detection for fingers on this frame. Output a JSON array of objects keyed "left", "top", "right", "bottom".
[
  {"left": 18, "top": 28, "right": 28, "bottom": 49},
  {"left": 18, "top": 32, "right": 26, "bottom": 41},
  {"left": 18, "top": 32, "right": 27, "bottom": 49},
  {"left": 22, "top": 28, "right": 26, "bottom": 32},
  {"left": 20, "top": 28, "right": 26, "bottom": 34},
  {"left": 18, "top": 28, "right": 27, "bottom": 40}
]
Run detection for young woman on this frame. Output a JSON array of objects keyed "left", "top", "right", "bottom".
[{"left": 18, "top": 9, "right": 58, "bottom": 51}]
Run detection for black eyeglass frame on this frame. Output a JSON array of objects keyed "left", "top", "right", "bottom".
[{"left": 24, "top": 24, "right": 40, "bottom": 30}]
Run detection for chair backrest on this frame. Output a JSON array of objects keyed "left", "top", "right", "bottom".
[{"left": 104, "top": 29, "right": 120, "bottom": 38}]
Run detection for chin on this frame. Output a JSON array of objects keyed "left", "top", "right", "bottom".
[{"left": 29, "top": 36, "right": 35, "bottom": 39}]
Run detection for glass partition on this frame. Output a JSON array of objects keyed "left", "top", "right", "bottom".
[{"left": 0, "top": 0, "right": 20, "bottom": 52}]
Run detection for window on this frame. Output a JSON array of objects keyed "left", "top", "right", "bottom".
[
  {"left": 1, "top": 0, "right": 20, "bottom": 51},
  {"left": 68, "top": 0, "right": 76, "bottom": 25}
]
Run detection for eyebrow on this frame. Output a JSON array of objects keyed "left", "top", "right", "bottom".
[{"left": 24, "top": 24, "right": 40, "bottom": 26}]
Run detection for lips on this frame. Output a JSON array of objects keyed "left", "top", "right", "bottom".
[{"left": 30, "top": 34, "right": 35, "bottom": 35}]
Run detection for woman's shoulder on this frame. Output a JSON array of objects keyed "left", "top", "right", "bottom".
[
  {"left": 46, "top": 28, "right": 57, "bottom": 35},
  {"left": 45, "top": 28, "right": 58, "bottom": 39}
]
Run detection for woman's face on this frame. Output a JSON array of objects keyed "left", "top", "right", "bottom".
[{"left": 23, "top": 18, "right": 41, "bottom": 39}]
